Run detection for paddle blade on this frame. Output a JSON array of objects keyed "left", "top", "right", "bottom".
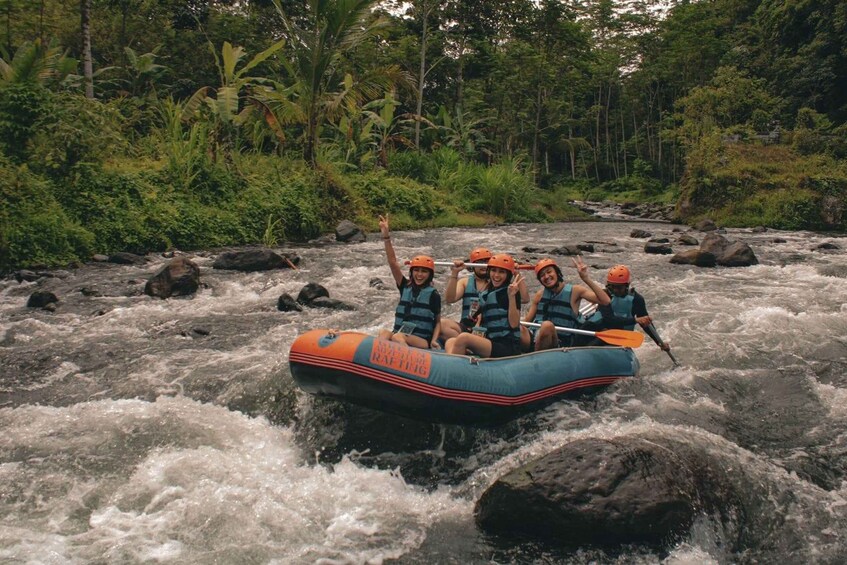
[{"left": 595, "top": 329, "right": 644, "bottom": 348}]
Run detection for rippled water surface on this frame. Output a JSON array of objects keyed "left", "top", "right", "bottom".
[{"left": 1, "top": 220, "right": 846, "bottom": 563}]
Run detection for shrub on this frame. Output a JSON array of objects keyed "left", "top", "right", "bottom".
[
  {"left": 0, "top": 158, "right": 93, "bottom": 269},
  {"left": 28, "top": 95, "right": 128, "bottom": 177},
  {"left": 348, "top": 172, "right": 444, "bottom": 221}
]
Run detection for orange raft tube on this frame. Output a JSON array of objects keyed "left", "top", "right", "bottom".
[{"left": 289, "top": 329, "right": 640, "bottom": 426}]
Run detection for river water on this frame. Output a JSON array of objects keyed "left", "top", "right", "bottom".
[{"left": 1, "top": 220, "right": 846, "bottom": 564}]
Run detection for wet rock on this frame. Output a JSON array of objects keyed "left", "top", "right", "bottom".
[
  {"left": 91, "top": 254, "right": 109, "bottom": 262},
  {"left": 475, "top": 437, "right": 699, "bottom": 547},
  {"left": 694, "top": 219, "right": 718, "bottom": 232},
  {"left": 670, "top": 249, "right": 717, "bottom": 267},
  {"left": 277, "top": 293, "right": 303, "bottom": 312},
  {"left": 699, "top": 233, "right": 758, "bottom": 266},
  {"left": 814, "top": 242, "right": 840, "bottom": 251},
  {"left": 576, "top": 243, "right": 595, "bottom": 253},
  {"left": 297, "top": 282, "right": 330, "bottom": 305},
  {"left": 144, "top": 257, "right": 201, "bottom": 299},
  {"left": 212, "top": 249, "right": 300, "bottom": 271},
  {"left": 550, "top": 245, "right": 582, "bottom": 256},
  {"left": 474, "top": 432, "right": 784, "bottom": 552},
  {"left": 335, "top": 220, "right": 367, "bottom": 243},
  {"left": 647, "top": 237, "right": 670, "bottom": 244},
  {"left": 772, "top": 238, "right": 787, "bottom": 244},
  {"left": 644, "top": 242, "right": 673, "bottom": 255},
  {"left": 677, "top": 234, "right": 699, "bottom": 246},
  {"left": 369, "top": 277, "right": 390, "bottom": 290},
  {"left": 751, "top": 226, "right": 768, "bottom": 233},
  {"left": 109, "top": 252, "right": 147, "bottom": 265},
  {"left": 522, "top": 247, "right": 546, "bottom": 254},
  {"left": 630, "top": 229, "right": 652, "bottom": 239},
  {"left": 27, "top": 290, "right": 59, "bottom": 308},
  {"left": 720, "top": 241, "right": 759, "bottom": 266},
  {"left": 309, "top": 297, "right": 356, "bottom": 311},
  {"left": 79, "top": 286, "right": 103, "bottom": 297},
  {"left": 14, "top": 270, "right": 41, "bottom": 282}
]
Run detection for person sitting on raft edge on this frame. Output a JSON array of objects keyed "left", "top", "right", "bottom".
[
  {"left": 575, "top": 264, "right": 669, "bottom": 349},
  {"left": 522, "top": 255, "right": 610, "bottom": 351},
  {"left": 377, "top": 214, "right": 442, "bottom": 349},
  {"left": 444, "top": 254, "right": 523, "bottom": 358}
]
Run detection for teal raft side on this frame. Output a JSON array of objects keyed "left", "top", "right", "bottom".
[
  {"left": 350, "top": 335, "right": 639, "bottom": 397},
  {"left": 291, "top": 330, "right": 640, "bottom": 425}
]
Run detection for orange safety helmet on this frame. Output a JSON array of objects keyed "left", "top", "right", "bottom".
[
  {"left": 607, "top": 265, "right": 631, "bottom": 284},
  {"left": 534, "top": 258, "right": 559, "bottom": 277},
  {"left": 487, "top": 253, "right": 516, "bottom": 274},
  {"left": 409, "top": 255, "right": 435, "bottom": 272},
  {"left": 469, "top": 247, "right": 493, "bottom": 263}
]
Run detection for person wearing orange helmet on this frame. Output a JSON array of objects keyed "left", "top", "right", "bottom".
[
  {"left": 441, "top": 247, "right": 531, "bottom": 341},
  {"left": 377, "top": 215, "right": 442, "bottom": 349},
  {"left": 522, "top": 255, "right": 609, "bottom": 351},
  {"left": 444, "top": 254, "right": 524, "bottom": 358},
  {"left": 578, "top": 264, "right": 668, "bottom": 349},
  {"left": 440, "top": 247, "right": 492, "bottom": 340}
]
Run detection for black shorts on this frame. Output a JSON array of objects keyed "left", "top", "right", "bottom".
[{"left": 490, "top": 338, "right": 522, "bottom": 358}]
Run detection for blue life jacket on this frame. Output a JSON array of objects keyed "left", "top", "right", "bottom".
[
  {"left": 533, "top": 283, "right": 578, "bottom": 328},
  {"left": 393, "top": 284, "right": 437, "bottom": 340},
  {"left": 460, "top": 274, "right": 481, "bottom": 319},
  {"left": 479, "top": 286, "right": 519, "bottom": 342},
  {"left": 587, "top": 291, "right": 636, "bottom": 330},
  {"left": 533, "top": 283, "right": 578, "bottom": 346}
]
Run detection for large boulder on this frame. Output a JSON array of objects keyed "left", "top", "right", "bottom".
[
  {"left": 475, "top": 437, "right": 699, "bottom": 547},
  {"left": 671, "top": 233, "right": 757, "bottom": 267},
  {"left": 701, "top": 233, "right": 758, "bottom": 266},
  {"left": 212, "top": 249, "right": 300, "bottom": 271},
  {"left": 719, "top": 240, "right": 759, "bottom": 266},
  {"left": 144, "top": 257, "right": 201, "bottom": 298},
  {"left": 335, "top": 220, "right": 367, "bottom": 243}
]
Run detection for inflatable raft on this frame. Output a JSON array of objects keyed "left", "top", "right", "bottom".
[{"left": 289, "top": 329, "right": 640, "bottom": 426}]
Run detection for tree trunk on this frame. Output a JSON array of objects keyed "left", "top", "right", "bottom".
[
  {"left": 414, "top": 2, "right": 430, "bottom": 149},
  {"left": 81, "top": 0, "right": 94, "bottom": 99},
  {"left": 532, "top": 84, "right": 543, "bottom": 180}
]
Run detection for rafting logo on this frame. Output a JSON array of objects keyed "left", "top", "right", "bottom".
[{"left": 369, "top": 339, "right": 432, "bottom": 379}]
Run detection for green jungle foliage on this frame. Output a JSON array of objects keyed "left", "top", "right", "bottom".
[{"left": 1, "top": 0, "right": 846, "bottom": 269}]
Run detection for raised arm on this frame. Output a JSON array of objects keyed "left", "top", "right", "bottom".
[
  {"left": 507, "top": 273, "right": 524, "bottom": 328},
  {"left": 571, "top": 255, "right": 610, "bottom": 307},
  {"left": 379, "top": 214, "right": 404, "bottom": 287}
]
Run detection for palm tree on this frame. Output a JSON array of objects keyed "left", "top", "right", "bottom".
[
  {"left": 272, "top": 0, "right": 392, "bottom": 165},
  {"left": 181, "top": 39, "right": 287, "bottom": 157}
]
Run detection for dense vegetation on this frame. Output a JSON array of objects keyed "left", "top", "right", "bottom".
[{"left": 1, "top": 0, "right": 845, "bottom": 270}]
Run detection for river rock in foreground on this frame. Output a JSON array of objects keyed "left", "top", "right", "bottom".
[{"left": 475, "top": 434, "right": 759, "bottom": 548}]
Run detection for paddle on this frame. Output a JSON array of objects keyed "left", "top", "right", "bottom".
[
  {"left": 643, "top": 323, "right": 680, "bottom": 367},
  {"left": 405, "top": 260, "right": 535, "bottom": 270},
  {"left": 521, "top": 321, "right": 644, "bottom": 348}
]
